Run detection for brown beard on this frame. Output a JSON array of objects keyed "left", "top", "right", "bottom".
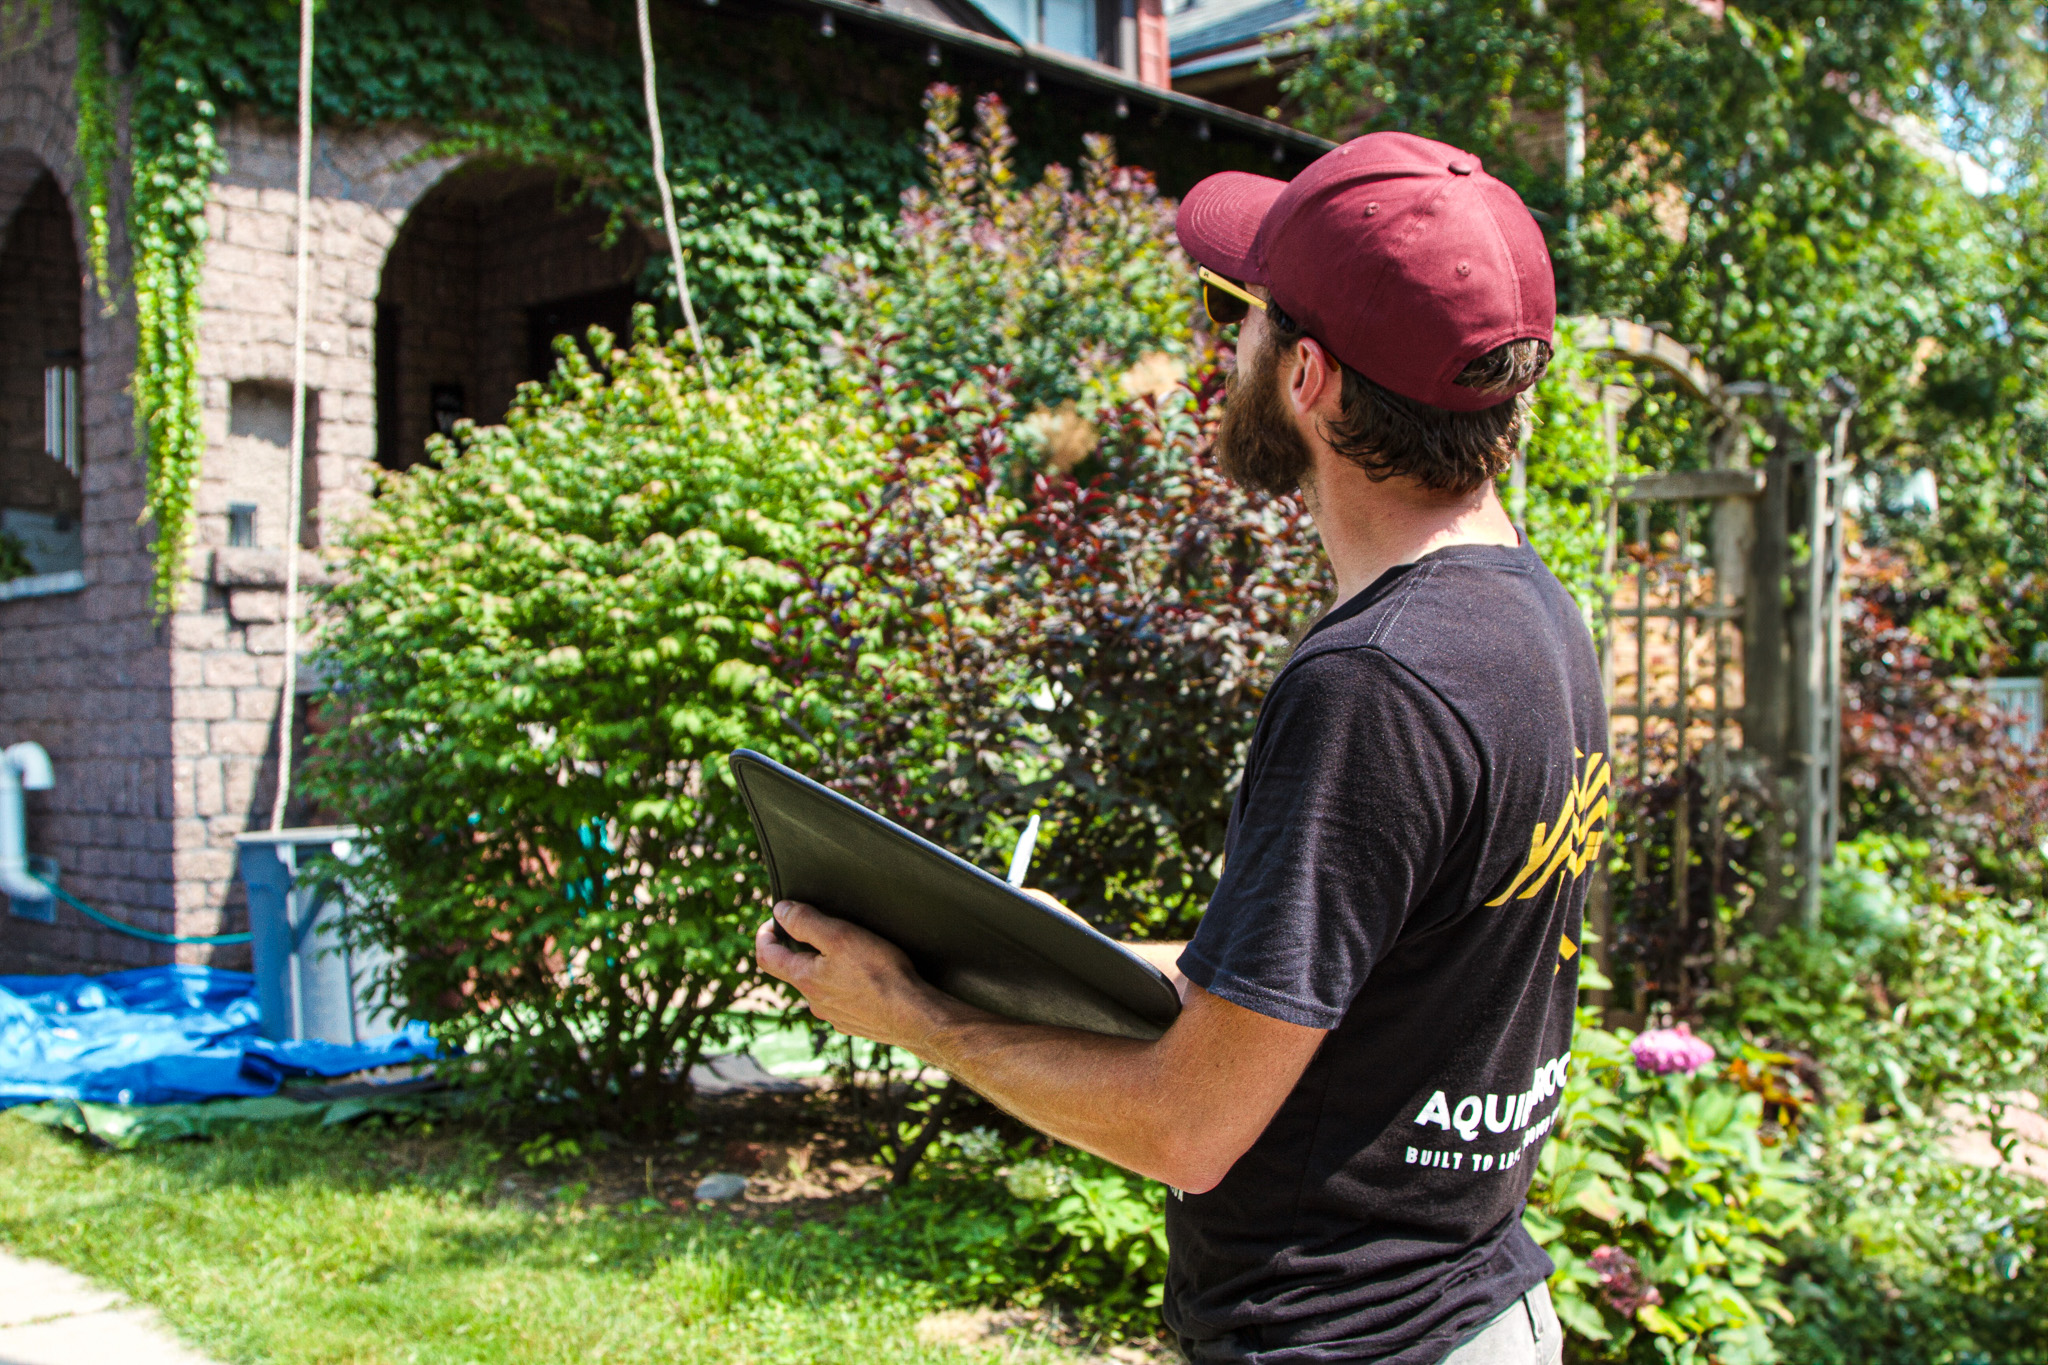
[{"left": 1214, "top": 334, "right": 1315, "bottom": 496}]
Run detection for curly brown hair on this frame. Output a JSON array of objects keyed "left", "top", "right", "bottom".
[{"left": 1271, "top": 311, "right": 1552, "bottom": 497}]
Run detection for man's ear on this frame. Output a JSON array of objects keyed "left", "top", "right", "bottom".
[{"left": 1289, "top": 337, "right": 1342, "bottom": 420}]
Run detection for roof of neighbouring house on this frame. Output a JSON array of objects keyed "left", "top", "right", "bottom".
[
  {"left": 1169, "top": 0, "right": 1312, "bottom": 79},
  {"left": 782, "top": 0, "right": 1331, "bottom": 155}
]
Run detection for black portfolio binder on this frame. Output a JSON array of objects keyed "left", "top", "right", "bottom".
[{"left": 729, "top": 750, "right": 1182, "bottom": 1041}]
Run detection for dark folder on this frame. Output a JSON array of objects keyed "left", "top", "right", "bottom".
[{"left": 728, "top": 750, "right": 1182, "bottom": 1041}]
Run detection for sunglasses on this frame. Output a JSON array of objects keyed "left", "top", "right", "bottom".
[{"left": 1199, "top": 267, "right": 1265, "bottom": 327}]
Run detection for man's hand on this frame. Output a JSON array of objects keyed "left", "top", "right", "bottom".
[
  {"left": 754, "top": 896, "right": 1324, "bottom": 1194},
  {"left": 755, "top": 900, "right": 977, "bottom": 1052}
]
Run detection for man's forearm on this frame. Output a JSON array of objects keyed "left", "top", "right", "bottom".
[
  {"left": 757, "top": 902, "right": 1322, "bottom": 1195},
  {"left": 913, "top": 998, "right": 1194, "bottom": 1185}
]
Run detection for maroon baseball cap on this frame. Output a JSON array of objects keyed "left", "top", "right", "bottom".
[{"left": 1177, "top": 131, "right": 1555, "bottom": 412}]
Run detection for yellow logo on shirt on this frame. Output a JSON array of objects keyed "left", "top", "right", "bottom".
[{"left": 1486, "top": 749, "right": 1610, "bottom": 907}]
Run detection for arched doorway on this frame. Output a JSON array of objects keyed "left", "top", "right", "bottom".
[
  {"left": 0, "top": 164, "right": 84, "bottom": 587},
  {"left": 374, "top": 164, "right": 649, "bottom": 472}
]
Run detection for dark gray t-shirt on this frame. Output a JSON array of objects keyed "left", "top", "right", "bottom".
[{"left": 1165, "top": 542, "right": 1608, "bottom": 1364}]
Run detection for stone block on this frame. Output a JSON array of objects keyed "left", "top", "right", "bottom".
[
  {"left": 234, "top": 687, "right": 280, "bottom": 722},
  {"left": 227, "top": 589, "right": 288, "bottom": 624},
  {"left": 202, "top": 652, "right": 260, "bottom": 688},
  {"left": 208, "top": 720, "right": 273, "bottom": 756},
  {"left": 179, "top": 688, "right": 234, "bottom": 721},
  {"left": 192, "top": 759, "right": 224, "bottom": 817},
  {"left": 221, "top": 759, "right": 261, "bottom": 810}
]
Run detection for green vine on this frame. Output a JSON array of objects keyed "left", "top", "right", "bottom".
[
  {"left": 0, "top": 0, "right": 51, "bottom": 57},
  {"left": 118, "top": 1, "right": 220, "bottom": 615},
  {"left": 71, "top": 0, "right": 111, "bottom": 302}
]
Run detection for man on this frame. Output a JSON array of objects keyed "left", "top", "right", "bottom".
[{"left": 756, "top": 131, "right": 1606, "bottom": 1365}]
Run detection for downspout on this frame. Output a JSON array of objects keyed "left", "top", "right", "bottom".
[{"left": 0, "top": 742, "right": 55, "bottom": 905}]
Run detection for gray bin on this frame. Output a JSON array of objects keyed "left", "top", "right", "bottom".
[{"left": 235, "top": 826, "right": 397, "bottom": 1045}]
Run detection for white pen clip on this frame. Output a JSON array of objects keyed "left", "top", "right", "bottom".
[{"left": 1006, "top": 812, "right": 1042, "bottom": 888}]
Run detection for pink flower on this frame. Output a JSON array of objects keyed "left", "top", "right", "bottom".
[
  {"left": 1590, "top": 1245, "right": 1663, "bottom": 1316},
  {"left": 1630, "top": 1024, "right": 1716, "bottom": 1075}
]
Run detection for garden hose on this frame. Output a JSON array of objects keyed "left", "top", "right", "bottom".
[{"left": 31, "top": 875, "right": 252, "bottom": 947}]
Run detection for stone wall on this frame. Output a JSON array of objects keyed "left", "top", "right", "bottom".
[
  {"left": 0, "top": 19, "right": 652, "bottom": 972},
  {"left": 166, "top": 113, "right": 455, "bottom": 952}
]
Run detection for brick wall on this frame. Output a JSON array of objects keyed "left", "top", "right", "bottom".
[
  {"left": 0, "top": 0, "right": 172, "bottom": 974},
  {"left": 2, "top": 4, "right": 656, "bottom": 976},
  {"left": 165, "top": 114, "right": 455, "bottom": 952}
]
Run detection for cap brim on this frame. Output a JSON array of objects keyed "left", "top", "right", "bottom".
[{"left": 1175, "top": 171, "right": 1287, "bottom": 283}]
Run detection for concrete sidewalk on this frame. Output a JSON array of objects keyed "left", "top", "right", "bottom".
[{"left": 0, "top": 1248, "right": 223, "bottom": 1365}]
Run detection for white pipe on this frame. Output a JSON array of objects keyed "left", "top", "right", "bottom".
[{"left": 0, "top": 742, "right": 54, "bottom": 903}]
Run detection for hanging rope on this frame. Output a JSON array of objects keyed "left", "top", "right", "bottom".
[
  {"left": 271, "top": 0, "right": 314, "bottom": 831},
  {"left": 635, "top": 0, "right": 706, "bottom": 357}
]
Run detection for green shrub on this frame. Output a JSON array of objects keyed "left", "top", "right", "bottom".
[
  {"left": 307, "top": 328, "right": 873, "bottom": 1126},
  {"left": 1709, "top": 834, "right": 2048, "bottom": 1361},
  {"left": 1721, "top": 834, "right": 2048, "bottom": 1132},
  {"left": 1776, "top": 1143, "right": 2048, "bottom": 1365},
  {"left": 843, "top": 1131, "right": 1169, "bottom": 1341}
]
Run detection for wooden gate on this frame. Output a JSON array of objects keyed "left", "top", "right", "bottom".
[{"left": 1571, "top": 319, "right": 1854, "bottom": 1007}]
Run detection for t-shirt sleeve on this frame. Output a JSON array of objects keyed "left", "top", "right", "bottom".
[{"left": 1179, "top": 648, "right": 1478, "bottom": 1030}]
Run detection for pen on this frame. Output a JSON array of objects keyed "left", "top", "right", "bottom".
[{"left": 1006, "top": 812, "right": 1041, "bottom": 888}]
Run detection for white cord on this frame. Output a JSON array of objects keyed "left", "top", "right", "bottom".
[
  {"left": 636, "top": 0, "right": 706, "bottom": 358},
  {"left": 271, "top": 0, "right": 313, "bottom": 831}
]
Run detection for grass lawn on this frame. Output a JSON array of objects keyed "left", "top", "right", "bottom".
[{"left": 0, "top": 1111, "right": 1092, "bottom": 1365}]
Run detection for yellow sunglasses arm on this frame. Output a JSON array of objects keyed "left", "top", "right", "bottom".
[{"left": 1198, "top": 267, "right": 1267, "bottom": 313}]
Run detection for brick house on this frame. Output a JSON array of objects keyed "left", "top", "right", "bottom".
[{"left": 0, "top": 0, "right": 1320, "bottom": 973}]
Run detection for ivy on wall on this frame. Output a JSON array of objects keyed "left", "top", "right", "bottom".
[
  {"left": 55, "top": 0, "right": 1281, "bottom": 613},
  {"left": 71, "top": 0, "right": 937, "bottom": 614},
  {"left": 70, "top": 0, "right": 109, "bottom": 298}
]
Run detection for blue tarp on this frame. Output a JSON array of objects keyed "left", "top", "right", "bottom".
[{"left": 0, "top": 965, "right": 436, "bottom": 1108}]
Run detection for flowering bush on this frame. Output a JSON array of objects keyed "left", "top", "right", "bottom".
[
  {"left": 1630, "top": 1025, "right": 1717, "bottom": 1077},
  {"left": 1527, "top": 1012, "right": 1811, "bottom": 1364},
  {"left": 763, "top": 360, "right": 1327, "bottom": 936},
  {"left": 840, "top": 84, "right": 1193, "bottom": 417}
]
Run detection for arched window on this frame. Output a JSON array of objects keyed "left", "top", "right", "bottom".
[
  {"left": 0, "top": 169, "right": 85, "bottom": 597},
  {"left": 374, "top": 164, "right": 648, "bottom": 472}
]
